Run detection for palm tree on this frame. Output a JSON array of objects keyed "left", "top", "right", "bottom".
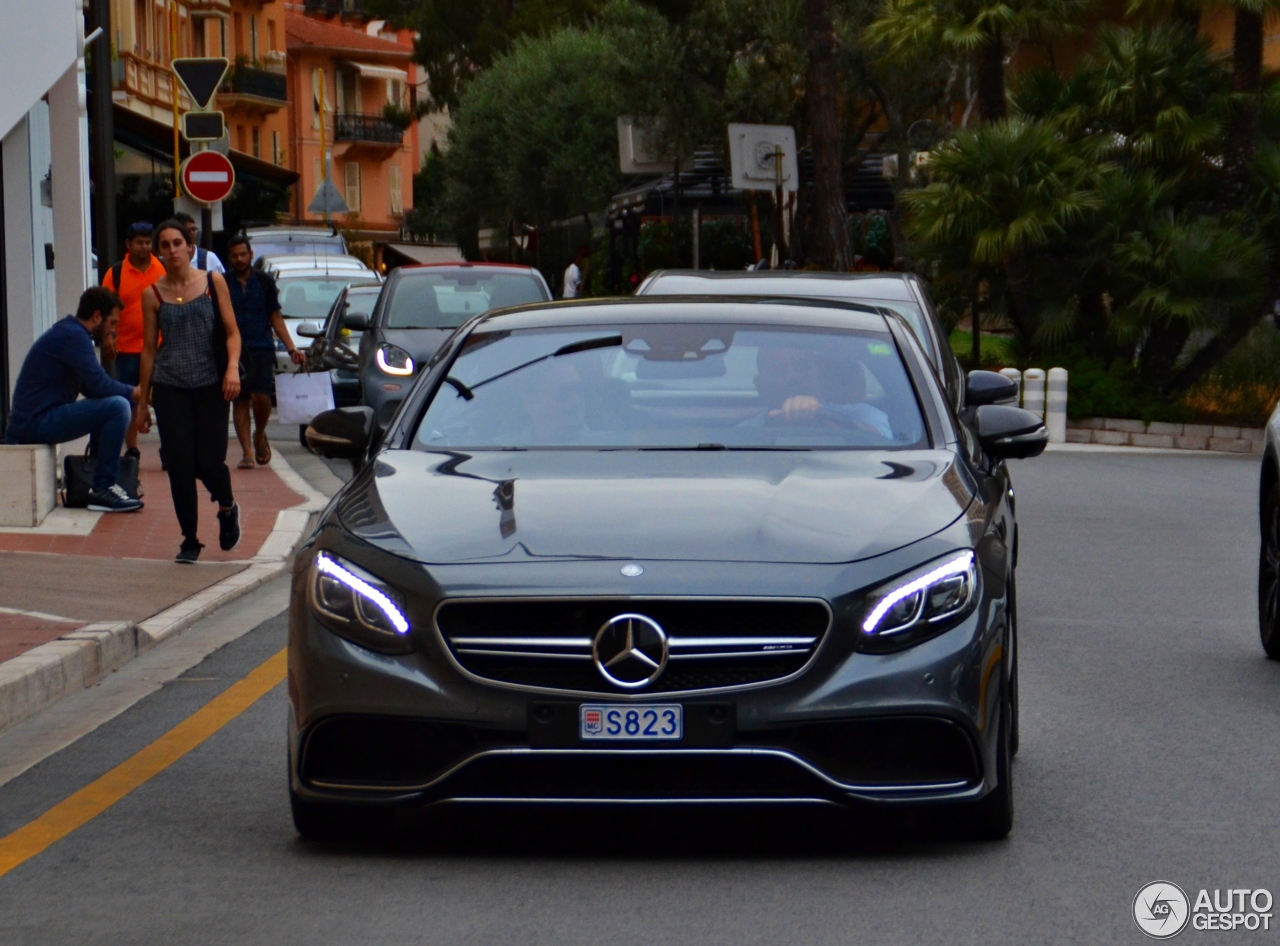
[
  {"left": 867, "top": 0, "right": 1090, "bottom": 122},
  {"left": 901, "top": 118, "right": 1102, "bottom": 348}
]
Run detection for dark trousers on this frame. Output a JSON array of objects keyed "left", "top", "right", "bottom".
[{"left": 151, "top": 383, "right": 234, "bottom": 542}]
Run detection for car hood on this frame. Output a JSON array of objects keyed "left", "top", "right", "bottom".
[{"left": 336, "top": 449, "right": 974, "bottom": 565}]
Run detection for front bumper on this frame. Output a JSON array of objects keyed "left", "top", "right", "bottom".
[{"left": 287, "top": 536, "right": 1010, "bottom": 811}]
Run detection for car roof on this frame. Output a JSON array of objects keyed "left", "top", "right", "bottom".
[
  {"left": 260, "top": 254, "right": 367, "bottom": 266},
  {"left": 274, "top": 271, "right": 380, "bottom": 283},
  {"left": 245, "top": 226, "right": 342, "bottom": 239},
  {"left": 396, "top": 261, "right": 541, "bottom": 273},
  {"left": 470, "top": 296, "right": 894, "bottom": 334},
  {"left": 641, "top": 270, "right": 918, "bottom": 302}
]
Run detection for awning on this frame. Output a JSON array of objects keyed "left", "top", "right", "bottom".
[
  {"left": 112, "top": 104, "right": 299, "bottom": 189},
  {"left": 340, "top": 61, "right": 408, "bottom": 83},
  {"left": 381, "top": 243, "right": 465, "bottom": 268}
]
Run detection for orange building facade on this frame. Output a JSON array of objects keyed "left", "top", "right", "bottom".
[
  {"left": 284, "top": 11, "right": 419, "bottom": 236},
  {"left": 110, "top": 0, "right": 291, "bottom": 172}
]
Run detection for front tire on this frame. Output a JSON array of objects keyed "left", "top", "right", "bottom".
[
  {"left": 1008, "top": 575, "right": 1020, "bottom": 757},
  {"left": 1259, "top": 483, "right": 1280, "bottom": 658},
  {"left": 967, "top": 660, "right": 1014, "bottom": 840}
]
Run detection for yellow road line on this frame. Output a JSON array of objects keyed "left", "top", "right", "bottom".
[{"left": 0, "top": 648, "right": 287, "bottom": 879}]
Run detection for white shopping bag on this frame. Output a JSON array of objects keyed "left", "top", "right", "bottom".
[{"left": 276, "top": 371, "right": 335, "bottom": 425}]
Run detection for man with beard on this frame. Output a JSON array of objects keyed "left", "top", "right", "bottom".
[{"left": 3, "top": 287, "right": 143, "bottom": 512}]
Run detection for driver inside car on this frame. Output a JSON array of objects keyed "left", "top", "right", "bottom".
[{"left": 747, "top": 343, "right": 893, "bottom": 439}]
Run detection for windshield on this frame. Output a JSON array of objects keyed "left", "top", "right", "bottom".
[
  {"left": 415, "top": 323, "right": 927, "bottom": 450},
  {"left": 277, "top": 278, "right": 355, "bottom": 320},
  {"left": 641, "top": 275, "right": 933, "bottom": 360},
  {"left": 386, "top": 271, "right": 547, "bottom": 329}
]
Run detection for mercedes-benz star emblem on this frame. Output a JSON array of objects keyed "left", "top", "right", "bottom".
[
  {"left": 620, "top": 564, "right": 644, "bottom": 577},
  {"left": 592, "top": 613, "right": 668, "bottom": 689}
]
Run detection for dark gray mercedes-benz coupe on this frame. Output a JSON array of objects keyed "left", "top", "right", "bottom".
[{"left": 292, "top": 297, "right": 1046, "bottom": 840}]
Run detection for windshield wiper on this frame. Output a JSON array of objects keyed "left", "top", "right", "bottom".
[
  {"left": 553, "top": 335, "right": 622, "bottom": 357},
  {"left": 442, "top": 376, "right": 474, "bottom": 400}
]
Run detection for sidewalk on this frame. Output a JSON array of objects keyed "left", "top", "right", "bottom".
[{"left": 0, "top": 427, "right": 336, "bottom": 734}]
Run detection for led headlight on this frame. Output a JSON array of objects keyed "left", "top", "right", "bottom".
[
  {"left": 376, "top": 344, "right": 414, "bottom": 376},
  {"left": 857, "top": 550, "right": 979, "bottom": 653},
  {"left": 308, "top": 552, "right": 413, "bottom": 652}
]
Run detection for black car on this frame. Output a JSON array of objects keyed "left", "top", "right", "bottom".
[
  {"left": 292, "top": 297, "right": 1046, "bottom": 840},
  {"left": 636, "top": 270, "right": 966, "bottom": 411},
  {"left": 357, "top": 263, "right": 551, "bottom": 425},
  {"left": 304, "top": 283, "right": 386, "bottom": 407}
]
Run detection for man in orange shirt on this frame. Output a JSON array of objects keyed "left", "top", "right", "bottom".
[{"left": 102, "top": 222, "right": 164, "bottom": 457}]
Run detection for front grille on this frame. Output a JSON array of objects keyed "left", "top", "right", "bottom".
[{"left": 436, "top": 598, "right": 830, "bottom": 695}]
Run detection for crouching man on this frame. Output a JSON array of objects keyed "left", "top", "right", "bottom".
[{"left": 3, "top": 287, "right": 143, "bottom": 512}]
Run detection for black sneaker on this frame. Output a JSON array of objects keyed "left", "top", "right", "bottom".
[
  {"left": 124, "top": 447, "right": 141, "bottom": 461},
  {"left": 217, "top": 502, "right": 241, "bottom": 551},
  {"left": 86, "top": 485, "right": 143, "bottom": 513},
  {"left": 175, "top": 539, "right": 203, "bottom": 564}
]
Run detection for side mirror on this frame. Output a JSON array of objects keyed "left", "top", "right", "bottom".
[
  {"left": 305, "top": 406, "right": 374, "bottom": 460},
  {"left": 296, "top": 321, "right": 323, "bottom": 339},
  {"left": 975, "top": 405, "right": 1048, "bottom": 460},
  {"left": 344, "top": 312, "right": 370, "bottom": 331},
  {"left": 967, "top": 370, "right": 1018, "bottom": 407}
]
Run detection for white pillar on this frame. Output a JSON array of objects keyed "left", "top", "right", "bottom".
[
  {"left": 4, "top": 116, "right": 37, "bottom": 397},
  {"left": 998, "top": 368, "right": 1022, "bottom": 405},
  {"left": 1022, "top": 368, "right": 1046, "bottom": 419},
  {"left": 1046, "top": 367, "right": 1068, "bottom": 442},
  {"left": 49, "top": 46, "right": 92, "bottom": 318}
]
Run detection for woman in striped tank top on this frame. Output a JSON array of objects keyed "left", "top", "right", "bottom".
[{"left": 136, "top": 220, "right": 243, "bottom": 564}]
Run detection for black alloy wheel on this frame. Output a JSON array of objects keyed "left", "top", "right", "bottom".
[{"left": 1260, "top": 483, "right": 1280, "bottom": 659}]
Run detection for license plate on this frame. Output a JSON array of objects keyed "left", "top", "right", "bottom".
[{"left": 579, "top": 704, "right": 682, "bottom": 741}]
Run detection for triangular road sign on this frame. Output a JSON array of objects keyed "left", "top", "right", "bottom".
[
  {"left": 172, "top": 58, "right": 229, "bottom": 111},
  {"left": 308, "top": 175, "right": 349, "bottom": 215}
]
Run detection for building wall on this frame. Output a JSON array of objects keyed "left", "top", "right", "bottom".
[
  {"left": 286, "top": 18, "right": 418, "bottom": 234},
  {"left": 110, "top": 0, "right": 291, "bottom": 167},
  {"left": 0, "top": 1, "right": 92, "bottom": 426}
]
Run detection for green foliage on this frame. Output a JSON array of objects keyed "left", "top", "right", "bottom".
[
  {"left": 905, "top": 23, "right": 1280, "bottom": 412},
  {"left": 439, "top": 28, "right": 624, "bottom": 239},
  {"left": 368, "top": 0, "right": 607, "bottom": 110},
  {"left": 699, "top": 217, "right": 754, "bottom": 270}
]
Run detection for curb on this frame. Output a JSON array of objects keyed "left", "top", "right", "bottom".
[
  {"left": 0, "top": 451, "right": 327, "bottom": 737},
  {"left": 1067, "top": 418, "right": 1263, "bottom": 454}
]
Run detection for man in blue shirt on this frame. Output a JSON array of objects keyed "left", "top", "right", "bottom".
[
  {"left": 226, "top": 235, "right": 303, "bottom": 467},
  {"left": 4, "top": 287, "right": 142, "bottom": 512}
]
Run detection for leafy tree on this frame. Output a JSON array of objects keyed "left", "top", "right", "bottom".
[
  {"left": 902, "top": 117, "right": 1103, "bottom": 349},
  {"left": 866, "top": 0, "right": 1091, "bottom": 122},
  {"left": 367, "top": 0, "right": 607, "bottom": 110},
  {"left": 439, "top": 27, "right": 624, "bottom": 257}
]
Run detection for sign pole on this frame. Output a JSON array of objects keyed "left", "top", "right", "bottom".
[
  {"left": 170, "top": 0, "right": 181, "bottom": 198},
  {"left": 318, "top": 68, "right": 329, "bottom": 225}
]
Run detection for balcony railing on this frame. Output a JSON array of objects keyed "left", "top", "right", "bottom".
[
  {"left": 223, "top": 65, "right": 287, "bottom": 102},
  {"left": 304, "top": 0, "right": 368, "bottom": 13},
  {"left": 334, "top": 113, "right": 404, "bottom": 145}
]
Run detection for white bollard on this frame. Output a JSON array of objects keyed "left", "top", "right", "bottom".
[
  {"left": 1022, "top": 368, "right": 1046, "bottom": 419},
  {"left": 1046, "top": 367, "right": 1068, "bottom": 442},
  {"left": 998, "top": 368, "right": 1022, "bottom": 405}
]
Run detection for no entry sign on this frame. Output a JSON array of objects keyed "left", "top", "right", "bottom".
[{"left": 180, "top": 151, "right": 235, "bottom": 204}]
